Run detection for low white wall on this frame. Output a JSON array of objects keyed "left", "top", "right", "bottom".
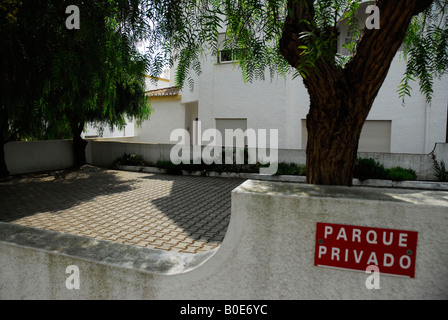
[
  {"left": 90, "top": 140, "right": 173, "bottom": 167},
  {"left": 90, "top": 140, "right": 448, "bottom": 181},
  {"left": 4, "top": 138, "right": 446, "bottom": 179},
  {"left": 1, "top": 181, "right": 447, "bottom": 299},
  {"left": 4, "top": 140, "right": 75, "bottom": 175}
]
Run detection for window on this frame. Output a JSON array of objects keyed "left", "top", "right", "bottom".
[
  {"left": 219, "top": 49, "right": 233, "bottom": 63},
  {"left": 301, "top": 120, "right": 392, "bottom": 153},
  {"left": 217, "top": 33, "right": 244, "bottom": 63},
  {"left": 215, "top": 118, "right": 248, "bottom": 147}
]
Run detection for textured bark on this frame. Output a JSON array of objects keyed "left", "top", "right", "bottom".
[
  {"left": 305, "top": 88, "right": 366, "bottom": 186},
  {"left": 73, "top": 135, "right": 87, "bottom": 167},
  {"left": 0, "top": 141, "right": 8, "bottom": 178},
  {"left": 0, "top": 110, "right": 11, "bottom": 178},
  {"left": 70, "top": 120, "right": 87, "bottom": 167},
  {"left": 280, "top": 0, "right": 434, "bottom": 186}
]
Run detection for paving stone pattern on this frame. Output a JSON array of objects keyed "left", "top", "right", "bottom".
[{"left": 0, "top": 166, "right": 245, "bottom": 253}]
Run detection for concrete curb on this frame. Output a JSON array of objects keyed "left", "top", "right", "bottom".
[{"left": 115, "top": 165, "right": 448, "bottom": 191}]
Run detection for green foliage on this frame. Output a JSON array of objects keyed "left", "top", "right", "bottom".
[
  {"left": 1, "top": 0, "right": 52, "bottom": 143},
  {"left": 275, "top": 162, "right": 306, "bottom": 176},
  {"left": 138, "top": 157, "right": 420, "bottom": 182},
  {"left": 155, "top": 160, "right": 185, "bottom": 175},
  {"left": 112, "top": 153, "right": 145, "bottom": 167},
  {"left": 42, "top": 0, "right": 151, "bottom": 133},
  {"left": 142, "top": 0, "right": 292, "bottom": 88},
  {"left": 155, "top": 147, "right": 262, "bottom": 175},
  {"left": 353, "top": 158, "right": 388, "bottom": 181},
  {"left": 3, "top": 0, "right": 446, "bottom": 181},
  {"left": 432, "top": 153, "right": 448, "bottom": 181},
  {"left": 137, "top": 0, "right": 447, "bottom": 105},
  {"left": 1, "top": 0, "right": 151, "bottom": 142},
  {"left": 386, "top": 167, "right": 417, "bottom": 181},
  {"left": 399, "top": 0, "right": 448, "bottom": 105},
  {"left": 354, "top": 158, "right": 417, "bottom": 181},
  {"left": 156, "top": 159, "right": 307, "bottom": 177},
  {"left": 1, "top": 0, "right": 152, "bottom": 173}
]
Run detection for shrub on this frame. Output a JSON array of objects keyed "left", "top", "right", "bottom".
[
  {"left": 298, "top": 164, "right": 306, "bottom": 176},
  {"left": 275, "top": 162, "right": 306, "bottom": 176},
  {"left": 112, "top": 153, "right": 144, "bottom": 167},
  {"left": 386, "top": 167, "right": 417, "bottom": 181},
  {"left": 353, "top": 158, "right": 388, "bottom": 181},
  {"left": 155, "top": 160, "right": 183, "bottom": 175},
  {"left": 432, "top": 153, "right": 448, "bottom": 182}
]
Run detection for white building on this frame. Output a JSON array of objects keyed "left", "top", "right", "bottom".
[
  {"left": 90, "top": 4, "right": 448, "bottom": 156},
  {"left": 136, "top": 65, "right": 447, "bottom": 156},
  {"left": 82, "top": 71, "right": 171, "bottom": 139}
]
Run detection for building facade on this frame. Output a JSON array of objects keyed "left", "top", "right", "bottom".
[{"left": 91, "top": 3, "right": 448, "bottom": 155}]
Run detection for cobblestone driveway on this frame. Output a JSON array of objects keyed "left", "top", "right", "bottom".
[{"left": 0, "top": 166, "right": 244, "bottom": 253}]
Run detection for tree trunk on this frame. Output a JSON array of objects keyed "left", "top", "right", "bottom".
[
  {"left": 70, "top": 120, "right": 87, "bottom": 167},
  {"left": 279, "top": 0, "right": 434, "bottom": 186},
  {"left": 73, "top": 135, "right": 87, "bottom": 167},
  {"left": 0, "top": 112, "right": 11, "bottom": 177},
  {"left": 0, "top": 141, "right": 9, "bottom": 178},
  {"left": 305, "top": 95, "right": 367, "bottom": 186}
]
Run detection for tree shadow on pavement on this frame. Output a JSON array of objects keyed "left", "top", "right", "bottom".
[
  {"left": 140, "top": 174, "right": 245, "bottom": 243},
  {"left": 0, "top": 165, "right": 138, "bottom": 222}
]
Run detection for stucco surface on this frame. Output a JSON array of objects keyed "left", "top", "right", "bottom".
[{"left": 1, "top": 179, "right": 447, "bottom": 299}]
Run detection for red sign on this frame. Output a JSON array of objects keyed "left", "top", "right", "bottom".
[{"left": 314, "top": 223, "right": 418, "bottom": 278}]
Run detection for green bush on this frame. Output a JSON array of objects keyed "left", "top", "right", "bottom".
[
  {"left": 275, "top": 162, "right": 306, "bottom": 176},
  {"left": 386, "top": 167, "right": 417, "bottom": 181},
  {"left": 155, "top": 160, "right": 184, "bottom": 175},
  {"left": 432, "top": 153, "right": 448, "bottom": 182},
  {"left": 155, "top": 159, "right": 308, "bottom": 176},
  {"left": 118, "top": 155, "right": 422, "bottom": 182},
  {"left": 112, "top": 153, "right": 145, "bottom": 167},
  {"left": 353, "top": 158, "right": 388, "bottom": 181}
]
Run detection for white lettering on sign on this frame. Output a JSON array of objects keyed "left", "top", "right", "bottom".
[
  {"left": 315, "top": 223, "right": 418, "bottom": 278},
  {"left": 318, "top": 246, "right": 327, "bottom": 259},
  {"left": 320, "top": 226, "right": 413, "bottom": 247},
  {"left": 353, "top": 229, "right": 361, "bottom": 242},
  {"left": 384, "top": 253, "right": 394, "bottom": 267},
  {"left": 383, "top": 232, "right": 393, "bottom": 245},
  {"left": 324, "top": 226, "right": 333, "bottom": 239},
  {"left": 399, "top": 233, "right": 408, "bottom": 247},
  {"left": 336, "top": 228, "right": 347, "bottom": 241}
]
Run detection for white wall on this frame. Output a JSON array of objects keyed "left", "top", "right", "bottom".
[
  {"left": 135, "top": 99, "right": 186, "bottom": 144},
  {"left": 368, "top": 55, "right": 447, "bottom": 154},
  {"left": 150, "top": 56, "right": 448, "bottom": 154},
  {"left": 83, "top": 121, "right": 135, "bottom": 139},
  {"left": 4, "top": 140, "right": 75, "bottom": 175},
  {"left": 97, "top": 2, "right": 448, "bottom": 154},
  {"left": 82, "top": 73, "right": 172, "bottom": 139},
  {"left": 145, "top": 73, "right": 172, "bottom": 91},
  {"left": 162, "top": 5, "right": 448, "bottom": 155},
  {"left": 187, "top": 60, "right": 297, "bottom": 149},
  {"left": 2, "top": 181, "right": 448, "bottom": 299}
]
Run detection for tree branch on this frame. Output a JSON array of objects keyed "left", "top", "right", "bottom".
[
  {"left": 279, "top": 0, "right": 344, "bottom": 100},
  {"left": 279, "top": 0, "right": 315, "bottom": 69},
  {"left": 345, "top": 0, "right": 434, "bottom": 109},
  {"left": 413, "top": 0, "right": 435, "bottom": 15}
]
